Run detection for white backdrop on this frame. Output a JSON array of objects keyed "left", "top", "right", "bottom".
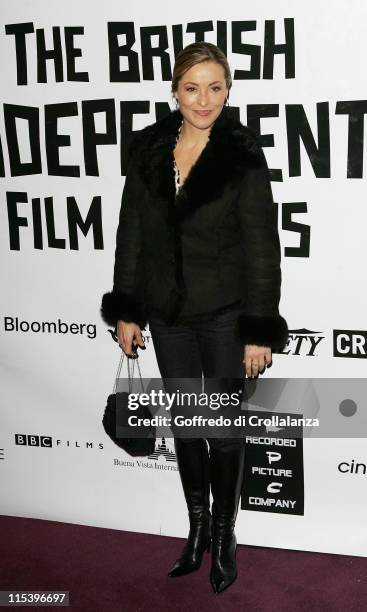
[{"left": 1, "top": 0, "right": 367, "bottom": 557}]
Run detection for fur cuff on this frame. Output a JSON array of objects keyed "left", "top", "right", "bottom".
[
  {"left": 235, "top": 313, "right": 288, "bottom": 352},
  {"left": 100, "top": 291, "right": 147, "bottom": 329}
]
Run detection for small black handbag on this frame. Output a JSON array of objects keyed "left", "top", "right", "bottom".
[{"left": 102, "top": 348, "right": 156, "bottom": 456}]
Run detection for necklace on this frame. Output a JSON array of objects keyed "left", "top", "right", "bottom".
[
  {"left": 173, "top": 119, "right": 184, "bottom": 194},
  {"left": 173, "top": 118, "right": 211, "bottom": 194}
]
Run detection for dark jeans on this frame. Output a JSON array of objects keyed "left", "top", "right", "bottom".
[{"left": 148, "top": 304, "right": 247, "bottom": 450}]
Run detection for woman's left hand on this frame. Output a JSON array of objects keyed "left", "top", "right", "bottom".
[{"left": 243, "top": 344, "right": 272, "bottom": 378}]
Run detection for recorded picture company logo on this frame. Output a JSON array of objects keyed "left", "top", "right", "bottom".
[
  {"left": 333, "top": 330, "right": 367, "bottom": 358},
  {"left": 14, "top": 434, "right": 104, "bottom": 449},
  {"left": 241, "top": 410, "right": 304, "bottom": 515},
  {"left": 284, "top": 328, "right": 325, "bottom": 356},
  {"left": 0, "top": 448, "right": 4, "bottom": 461}
]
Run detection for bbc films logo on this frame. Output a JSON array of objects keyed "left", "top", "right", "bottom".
[
  {"left": 15, "top": 434, "right": 52, "bottom": 447},
  {"left": 333, "top": 330, "right": 367, "bottom": 358},
  {"left": 14, "top": 434, "right": 103, "bottom": 449}
]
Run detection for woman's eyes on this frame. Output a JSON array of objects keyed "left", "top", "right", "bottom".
[{"left": 186, "top": 86, "right": 222, "bottom": 92}]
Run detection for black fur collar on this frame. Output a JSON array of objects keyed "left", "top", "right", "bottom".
[{"left": 133, "top": 105, "right": 263, "bottom": 219}]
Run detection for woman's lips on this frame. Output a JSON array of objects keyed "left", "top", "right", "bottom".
[{"left": 194, "top": 110, "right": 212, "bottom": 116}]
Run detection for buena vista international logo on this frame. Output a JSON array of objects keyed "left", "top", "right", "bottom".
[
  {"left": 114, "top": 437, "right": 177, "bottom": 470},
  {"left": 148, "top": 437, "right": 176, "bottom": 462}
]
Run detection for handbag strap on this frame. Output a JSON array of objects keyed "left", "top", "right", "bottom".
[
  {"left": 112, "top": 349, "right": 145, "bottom": 394},
  {"left": 112, "top": 351, "right": 125, "bottom": 394},
  {"left": 127, "top": 352, "right": 145, "bottom": 393}
]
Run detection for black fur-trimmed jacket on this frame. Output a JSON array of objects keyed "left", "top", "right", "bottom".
[{"left": 100, "top": 105, "right": 288, "bottom": 351}]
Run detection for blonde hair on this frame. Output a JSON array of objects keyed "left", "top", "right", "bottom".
[{"left": 171, "top": 42, "right": 232, "bottom": 98}]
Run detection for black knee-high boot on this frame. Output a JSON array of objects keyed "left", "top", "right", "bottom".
[
  {"left": 168, "top": 438, "right": 212, "bottom": 577},
  {"left": 209, "top": 441, "right": 245, "bottom": 593}
]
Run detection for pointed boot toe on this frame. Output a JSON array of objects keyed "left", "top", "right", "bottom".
[
  {"left": 168, "top": 513, "right": 212, "bottom": 577},
  {"left": 210, "top": 530, "right": 238, "bottom": 592}
]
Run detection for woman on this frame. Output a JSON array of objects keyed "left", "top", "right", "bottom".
[{"left": 101, "top": 42, "right": 288, "bottom": 594}]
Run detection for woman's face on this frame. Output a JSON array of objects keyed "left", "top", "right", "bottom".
[{"left": 174, "top": 60, "right": 229, "bottom": 130}]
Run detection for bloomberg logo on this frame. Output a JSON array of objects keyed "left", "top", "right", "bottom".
[{"left": 333, "top": 330, "right": 367, "bottom": 358}]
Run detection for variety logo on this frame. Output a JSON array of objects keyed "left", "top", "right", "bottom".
[
  {"left": 281, "top": 328, "right": 325, "bottom": 356},
  {"left": 333, "top": 330, "right": 367, "bottom": 358}
]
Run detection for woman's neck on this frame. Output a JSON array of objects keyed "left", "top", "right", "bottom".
[{"left": 178, "top": 118, "right": 212, "bottom": 149}]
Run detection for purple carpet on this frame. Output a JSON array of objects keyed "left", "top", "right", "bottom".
[{"left": 0, "top": 515, "right": 366, "bottom": 611}]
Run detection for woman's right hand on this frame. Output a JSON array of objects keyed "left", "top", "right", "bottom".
[{"left": 116, "top": 320, "right": 145, "bottom": 357}]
